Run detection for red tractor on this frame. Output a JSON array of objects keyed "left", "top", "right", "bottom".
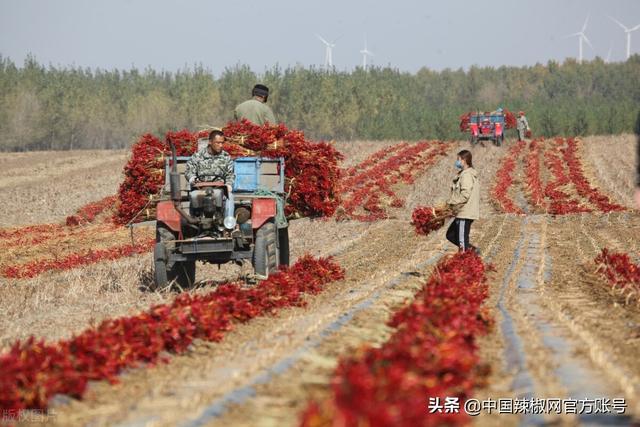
[
  {"left": 468, "top": 112, "right": 505, "bottom": 146},
  {"left": 153, "top": 141, "right": 289, "bottom": 289}
]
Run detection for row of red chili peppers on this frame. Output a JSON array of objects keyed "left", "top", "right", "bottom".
[
  {"left": 1, "top": 238, "right": 154, "bottom": 279},
  {"left": 338, "top": 141, "right": 449, "bottom": 221},
  {"left": 496, "top": 138, "right": 625, "bottom": 216},
  {"left": 341, "top": 143, "right": 409, "bottom": 187},
  {"left": 523, "top": 138, "right": 547, "bottom": 211},
  {"left": 65, "top": 195, "right": 118, "bottom": 226},
  {"left": 299, "top": 250, "right": 492, "bottom": 426},
  {"left": 491, "top": 140, "right": 526, "bottom": 214},
  {"left": 561, "top": 138, "right": 626, "bottom": 213},
  {"left": 0, "top": 255, "right": 344, "bottom": 412},
  {"left": 0, "top": 196, "right": 117, "bottom": 249}
]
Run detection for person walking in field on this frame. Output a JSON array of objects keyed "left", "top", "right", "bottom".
[
  {"left": 446, "top": 150, "right": 480, "bottom": 253},
  {"left": 517, "top": 111, "right": 530, "bottom": 141},
  {"left": 234, "top": 84, "right": 277, "bottom": 125}
]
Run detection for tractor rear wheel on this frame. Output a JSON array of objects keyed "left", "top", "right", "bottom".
[{"left": 253, "top": 221, "right": 278, "bottom": 279}]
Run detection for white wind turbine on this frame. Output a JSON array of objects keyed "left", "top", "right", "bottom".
[
  {"left": 565, "top": 15, "right": 593, "bottom": 63},
  {"left": 316, "top": 34, "right": 336, "bottom": 68},
  {"left": 605, "top": 41, "right": 613, "bottom": 63},
  {"left": 360, "top": 36, "right": 374, "bottom": 69},
  {"left": 608, "top": 16, "right": 640, "bottom": 60}
]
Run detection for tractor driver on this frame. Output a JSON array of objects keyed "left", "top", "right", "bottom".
[
  {"left": 185, "top": 130, "right": 236, "bottom": 227},
  {"left": 185, "top": 129, "right": 235, "bottom": 190}
]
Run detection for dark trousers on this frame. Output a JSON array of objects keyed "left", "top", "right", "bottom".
[{"left": 446, "top": 218, "right": 474, "bottom": 251}]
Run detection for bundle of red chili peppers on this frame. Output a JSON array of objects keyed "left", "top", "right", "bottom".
[
  {"left": 0, "top": 255, "right": 344, "bottom": 411},
  {"left": 411, "top": 206, "right": 454, "bottom": 236},
  {"left": 594, "top": 248, "right": 640, "bottom": 304},
  {"left": 114, "top": 120, "right": 343, "bottom": 224},
  {"left": 299, "top": 251, "right": 492, "bottom": 427}
]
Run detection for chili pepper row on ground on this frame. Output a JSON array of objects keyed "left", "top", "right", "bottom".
[
  {"left": 341, "top": 143, "right": 409, "bottom": 187},
  {"left": 299, "top": 251, "right": 492, "bottom": 427},
  {"left": 1, "top": 196, "right": 118, "bottom": 248},
  {"left": 1, "top": 237, "right": 154, "bottom": 279},
  {"left": 65, "top": 195, "right": 118, "bottom": 226},
  {"left": 561, "top": 138, "right": 626, "bottom": 213},
  {"left": 0, "top": 255, "right": 344, "bottom": 412},
  {"left": 543, "top": 139, "right": 593, "bottom": 215},
  {"left": 491, "top": 140, "right": 526, "bottom": 214},
  {"left": 523, "top": 139, "right": 547, "bottom": 211},
  {"left": 337, "top": 141, "right": 449, "bottom": 222}
]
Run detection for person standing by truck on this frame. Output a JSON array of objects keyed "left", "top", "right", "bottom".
[
  {"left": 517, "top": 111, "right": 530, "bottom": 141},
  {"left": 446, "top": 150, "right": 480, "bottom": 253},
  {"left": 234, "top": 84, "right": 277, "bottom": 125}
]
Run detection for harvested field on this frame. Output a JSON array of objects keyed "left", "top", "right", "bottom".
[{"left": 1, "top": 135, "right": 639, "bottom": 426}]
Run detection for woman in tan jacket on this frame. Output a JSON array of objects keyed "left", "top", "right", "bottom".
[{"left": 446, "top": 150, "right": 480, "bottom": 253}]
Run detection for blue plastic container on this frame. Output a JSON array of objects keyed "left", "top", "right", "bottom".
[{"left": 232, "top": 157, "right": 285, "bottom": 193}]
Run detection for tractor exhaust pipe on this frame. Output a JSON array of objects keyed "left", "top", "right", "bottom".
[{"left": 168, "top": 140, "right": 199, "bottom": 225}]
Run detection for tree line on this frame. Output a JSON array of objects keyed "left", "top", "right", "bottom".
[{"left": 0, "top": 54, "right": 639, "bottom": 151}]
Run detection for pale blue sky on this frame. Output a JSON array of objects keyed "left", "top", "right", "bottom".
[{"left": 1, "top": 0, "right": 639, "bottom": 74}]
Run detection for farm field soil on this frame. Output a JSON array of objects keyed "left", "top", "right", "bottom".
[
  {"left": 0, "top": 149, "right": 128, "bottom": 227},
  {"left": 1, "top": 136, "right": 639, "bottom": 426}
]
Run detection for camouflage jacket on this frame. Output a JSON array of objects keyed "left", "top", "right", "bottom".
[{"left": 185, "top": 148, "right": 235, "bottom": 186}]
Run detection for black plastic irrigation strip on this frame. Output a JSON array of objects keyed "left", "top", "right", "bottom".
[
  {"left": 489, "top": 216, "right": 546, "bottom": 427},
  {"left": 532, "top": 217, "right": 632, "bottom": 426},
  {"left": 492, "top": 215, "right": 630, "bottom": 426}
]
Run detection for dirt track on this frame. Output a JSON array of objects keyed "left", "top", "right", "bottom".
[{"left": 2, "top": 135, "right": 640, "bottom": 426}]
